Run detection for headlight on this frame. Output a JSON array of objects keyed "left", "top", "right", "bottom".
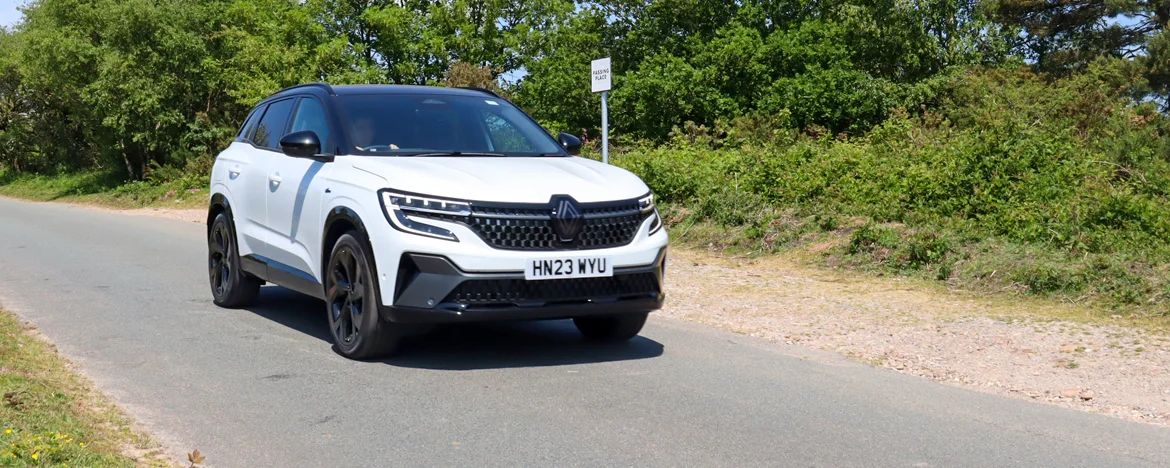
[
  {"left": 379, "top": 190, "right": 470, "bottom": 241},
  {"left": 640, "top": 193, "right": 663, "bottom": 235},
  {"left": 648, "top": 208, "right": 663, "bottom": 235},
  {"left": 638, "top": 193, "right": 655, "bottom": 213}
]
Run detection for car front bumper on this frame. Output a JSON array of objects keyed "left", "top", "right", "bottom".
[{"left": 380, "top": 249, "right": 666, "bottom": 324}]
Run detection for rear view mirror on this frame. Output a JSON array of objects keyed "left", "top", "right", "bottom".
[{"left": 557, "top": 132, "right": 582, "bottom": 156}]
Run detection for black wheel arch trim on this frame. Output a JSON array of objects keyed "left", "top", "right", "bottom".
[
  {"left": 321, "top": 205, "right": 381, "bottom": 301},
  {"left": 322, "top": 206, "right": 370, "bottom": 260},
  {"left": 208, "top": 193, "right": 234, "bottom": 235}
]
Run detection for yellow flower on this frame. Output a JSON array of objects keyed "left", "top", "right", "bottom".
[
  {"left": 31, "top": 453, "right": 39, "bottom": 460},
  {"left": 79, "top": 443, "right": 85, "bottom": 447},
  {"left": 4, "top": 429, "right": 10, "bottom": 434}
]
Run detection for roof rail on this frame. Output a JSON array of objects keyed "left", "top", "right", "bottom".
[
  {"left": 456, "top": 86, "right": 500, "bottom": 98},
  {"left": 275, "top": 82, "right": 336, "bottom": 96}
]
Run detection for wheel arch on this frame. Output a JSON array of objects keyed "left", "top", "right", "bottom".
[
  {"left": 321, "top": 205, "right": 371, "bottom": 278},
  {"left": 207, "top": 192, "right": 235, "bottom": 236}
]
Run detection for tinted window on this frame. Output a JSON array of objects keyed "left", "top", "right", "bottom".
[
  {"left": 289, "top": 98, "right": 331, "bottom": 152},
  {"left": 484, "top": 113, "right": 538, "bottom": 152},
  {"left": 237, "top": 107, "right": 264, "bottom": 141},
  {"left": 253, "top": 98, "right": 295, "bottom": 150},
  {"left": 335, "top": 94, "right": 561, "bottom": 156}
]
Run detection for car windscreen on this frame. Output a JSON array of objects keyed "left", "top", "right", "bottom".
[{"left": 335, "top": 94, "right": 563, "bottom": 156}]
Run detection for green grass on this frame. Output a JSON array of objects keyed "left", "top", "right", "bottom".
[
  {"left": 0, "top": 169, "right": 208, "bottom": 210},
  {"left": 0, "top": 309, "right": 169, "bottom": 467}
]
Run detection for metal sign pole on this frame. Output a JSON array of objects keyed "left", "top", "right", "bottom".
[
  {"left": 591, "top": 57, "right": 612, "bottom": 165},
  {"left": 601, "top": 91, "right": 609, "bottom": 165}
]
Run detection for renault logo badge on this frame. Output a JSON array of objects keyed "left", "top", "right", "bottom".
[{"left": 551, "top": 197, "right": 584, "bottom": 243}]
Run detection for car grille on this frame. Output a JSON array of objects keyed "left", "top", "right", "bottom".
[
  {"left": 412, "top": 200, "right": 648, "bottom": 251},
  {"left": 444, "top": 272, "right": 660, "bottom": 308}
]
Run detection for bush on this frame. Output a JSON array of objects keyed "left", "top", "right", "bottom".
[
  {"left": 901, "top": 230, "right": 953, "bottom": 269},
  {"left": 849, "top": 223, "right": 900, "bottom": 255},
  {"left": 1011, "top": 264, "right": 1086, "bottom": 296},
  {"left": 613, "top": 64, "right": 1170, "bottom": 311}
]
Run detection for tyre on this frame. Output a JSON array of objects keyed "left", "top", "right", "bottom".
[
  {"left": 573, "top": 313, "right": 649, "bottom": 342},
  {"left": 208, "top": 212, "right": 261, "bottom": 308},
  {"left": 325, "top": 231, "right": 402, "bottom": 360}
]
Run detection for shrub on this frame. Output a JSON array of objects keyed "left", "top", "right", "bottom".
[
  {"left": 901, "top": 230, "right": 953, "bottom": 269},
  {"left": 613, "top": 65, "right": 1170, "bottom": 310},
  {"left": 1011, "top": 264, "right": 1086, "bottom": 295},
  {"left": 849, "top": 223, "right": 900, "bottom": 255}
]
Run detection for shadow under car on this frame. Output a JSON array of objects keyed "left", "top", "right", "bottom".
[{"left": 240, "top": 285, "right": 665, "bottom": 370}]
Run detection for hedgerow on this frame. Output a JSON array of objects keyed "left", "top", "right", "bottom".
[{"left": 612, "top": 64, "right": 1170, "bottom": 313}]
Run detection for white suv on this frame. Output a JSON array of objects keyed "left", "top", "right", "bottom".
[{"left": 206, "top": 83, "right": 667, "bottom": 359}]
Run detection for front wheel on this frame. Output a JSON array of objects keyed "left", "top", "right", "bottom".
[
  {"left": 573, "top": 313, "right": 649, "bottom": 342},
  {"left": 325, "top": 232, "right": 401, "bottom": 360},
  {"left": 208, "top": 212, "right": 261, "bottom": 307}
]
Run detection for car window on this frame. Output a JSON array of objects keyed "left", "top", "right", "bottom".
[
  {"left": 335, "top": 94, "right": 561, "bottom": 156},
  {"left": 237, "top": 106, "right": 265, "bottom": 142},
  {"left": 483, "top": 112, "right": 538, "bottom": 152},
  {"left": 253, "top": 98, "right": 296, "bottom": 150},
  {"left": 289, "top": 97, "right": 331, "bottom": 152}
]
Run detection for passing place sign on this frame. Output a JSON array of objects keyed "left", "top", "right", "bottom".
[{"left": 592, "top": 57, "right": 611, "bottom": 93}]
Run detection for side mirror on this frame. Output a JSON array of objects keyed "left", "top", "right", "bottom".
[
  {"left": 279, "top": 130, "right": 332, "bottom": 162},
  {"left": 557, "top": 132, "right": 582, "bottom": 156}
]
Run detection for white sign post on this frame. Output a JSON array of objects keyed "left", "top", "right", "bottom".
[{"left": 591, "top": 57, "right": 612, "bottom": 164}]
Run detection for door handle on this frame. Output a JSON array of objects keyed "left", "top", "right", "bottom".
[
  {"left": 228, "top": 165, "right": 242, "bottom": 176},
  {"left": 268, "top": 174, "right": 282, "bottom": 184}
]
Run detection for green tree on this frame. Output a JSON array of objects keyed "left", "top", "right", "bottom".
[{"left": 990, "top": 0, "right": 1163, "bottom": 72}]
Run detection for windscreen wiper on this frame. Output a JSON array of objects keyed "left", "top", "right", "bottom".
[{"left": 406, "top": 151, "right": 507, "bottom": 157}]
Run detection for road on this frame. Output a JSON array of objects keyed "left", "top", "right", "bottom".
[{"left": 0, "top": 196, "right": 1167, "bottom": 468}]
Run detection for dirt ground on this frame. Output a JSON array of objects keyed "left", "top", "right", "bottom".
[
  {"left": 663, "top": 248, "right": 1170, "bottom": 427},
  {"left": 73, "top": 203, "right": 1170, "bottom": 427}
]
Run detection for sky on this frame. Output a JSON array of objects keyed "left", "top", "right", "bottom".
[{"left": 0, "top": 0, "right": 23, "bottom": 28}]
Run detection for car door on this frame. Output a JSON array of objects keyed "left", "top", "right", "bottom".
[
  {"left": 214, "top": 102, "right": 270, "bottom": 258},
  {"left": 231, "top": 97, "right": 296, "bottom": 260},
  {"left": 264, "top": 96, "right": 333, "bottom": 281}
]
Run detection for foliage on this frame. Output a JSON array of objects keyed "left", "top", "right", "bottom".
[
  {"left": 612, "top": 64, "right": 1170, "bottom": 312},
  {"left": 519, "top": 0, "right": 1011, "bottom": 139},
  {"left": 0, "top": 0, "right": 571, "bottom": 180}
]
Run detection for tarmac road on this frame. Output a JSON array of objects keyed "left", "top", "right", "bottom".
[{"left": 1, "top": 196, "right": 1168, "bottom": 467}]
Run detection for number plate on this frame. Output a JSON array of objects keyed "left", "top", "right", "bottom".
[{"left": 525, "top": 257, "right": 613, "bottom": 281}]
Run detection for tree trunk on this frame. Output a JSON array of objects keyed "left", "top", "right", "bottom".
[{"left": 120, "top": 137, "right": 135, "bottom": 180}]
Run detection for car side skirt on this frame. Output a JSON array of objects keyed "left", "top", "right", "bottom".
[{"left": 240, "top": 254, "right": 326, "bottom": 300}]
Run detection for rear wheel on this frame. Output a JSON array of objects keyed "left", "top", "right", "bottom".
[
  {"left": 208, "top": 212, "right": 261, "bottom": 308},
  {"left": 573, "top": 313, "right": 648, "bottom": 342},
  {"left": 325, "top": 232, "right": 401, "bottom": 360}
]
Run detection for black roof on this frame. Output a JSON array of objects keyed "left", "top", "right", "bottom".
[
  {"left": 333, "top": 84, "right": 494, "bottom": 97},
  {"left": 269, "top": 82, "right": 496, "bottom": 100}
]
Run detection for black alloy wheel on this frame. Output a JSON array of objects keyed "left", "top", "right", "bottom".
[
  {"left": 209, "top": 222, "right": 232, "bottom": 296},
  {"left": 325, "top": 232, "right": 401, "bottom": 359},
  {"left": 208, "top": 212, "right": 260, "bottom": 307},
  {"left": 328, "top": 245, "right": 366, "bottom": 345}
]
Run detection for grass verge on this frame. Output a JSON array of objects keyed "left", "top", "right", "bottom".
[
  {"left": 0, "top": 309, "right": 170, "bottom": 467},
  {"left": 0, "top": 169, "right": 207, "bottom": 210}
]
